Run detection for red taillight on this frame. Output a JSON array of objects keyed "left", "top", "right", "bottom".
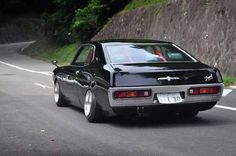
[
  {"left": 189, "top": 88, "right": 200, "bottom": 95},
  {"left": 211, "top": 87, "right": 220, "bottom": 94},
  {"left": 200, "top": 87, "right": 220, "bottom": 94},
  {"left": 127, "top": 91, "right": 137, "bottom": 97},
  {"left": 200, "top": 88, "right": 209, "bottom": 94},
  {"left": 114, "top": 91, "right": 126, "bottom": 98},
  {"left": 189, "top": 87, "right": 219, "bottom": 95},
  {"left": 114, "top": 90, "right": 151, "bottom": 98}
]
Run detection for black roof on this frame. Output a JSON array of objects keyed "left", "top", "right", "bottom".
[{"left": 88, "top": 39, "right": 172, "bottom": 45}]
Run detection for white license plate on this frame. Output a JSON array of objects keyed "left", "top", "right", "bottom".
[{"left": 157, "top": 93, "right": 183, "bottom": 104}]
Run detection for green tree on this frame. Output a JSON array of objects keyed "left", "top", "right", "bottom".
[
  {"left": 42, "top": 0, "right": 87, "bottom": 44},
  {"left": 72, "top": 0, "right": 130, "bottom": 42},
  {"left": 42, "top": 0, "right": 129, "bottom": 43},
  {"left": 72, "top": 0, "right": 103, "bottom": 41}
]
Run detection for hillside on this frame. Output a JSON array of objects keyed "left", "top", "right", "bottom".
[
  {"left": 0, "top": 15, "right": 44, "bottom": 43},
  {"left": 93, "top": 0, "right": 236, "bottom": 77}
]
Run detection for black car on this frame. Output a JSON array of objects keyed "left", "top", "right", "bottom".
[{"left": 52, "top": 39, "right": 223, "bottom": 122}]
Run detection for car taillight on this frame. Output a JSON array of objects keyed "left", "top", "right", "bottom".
[
  {"left": 189, "top": 87, "right": 219, "bottom": 95},
  {"left": 114, "top": 90, "right": 151, "bottom": 98},
  {"left": 189, "top": 88, "right": 199, "bottom": 95},
  {"left": 115, "top": 91, "right": 127, "bottom": 98}
]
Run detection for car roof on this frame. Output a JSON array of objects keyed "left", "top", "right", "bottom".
[{"left": 86, "top": 39, "right": 172, "bottom": 46}]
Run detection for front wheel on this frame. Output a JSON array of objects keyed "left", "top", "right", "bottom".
[
  {"left": 54, "top": 81, "right": 68, "bottom": 107},
  {"left": 84, "top": 90, "right": 102, "bottom": 123}
]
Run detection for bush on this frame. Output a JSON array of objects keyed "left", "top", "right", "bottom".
[
  {"left": 72, "top": 0, "right": 104, "bottom": 41},
  {"left": 42, "top": 0, "right": 129, "bottom": 43},
  {"left": 223, "top": 75, "right": 235, "bottom": 86},
  {"left": 41, "top": 0, "right": 87, "bottom": 44},
  {"left": 72, "top": 0, "right": 130, "bottom": 42},
  {"left": 22, "top": 41, "right": 79, "bottom": 65}
]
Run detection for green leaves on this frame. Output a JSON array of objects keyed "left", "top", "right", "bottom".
[
  {"left": 42, "top": 0, "right": 129, "bottom": 43},
  {"left": 72, "top": 0, "right": 103, "bottom": 41},
  {"left": 41, "top": 0, "right": 87, "bottom": 44}
]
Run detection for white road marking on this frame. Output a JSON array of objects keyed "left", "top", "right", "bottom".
[
  {"left": 34, "top": 83, "right": 53, "bottom": 89},
  {"left": 230, "top": 86, "right": 236, "bottom": 89},
  {"left": 215, "top": 105, "right": 236, "bottom": 111},
  {"left": 222, "top": 89, "right": 232, "bottom": 96},
  {"left": 0, "top": 41, "right": 35, "bottom": 47},
  {"left": 0, "top": 60, "right": 52, "bottom": 76}
]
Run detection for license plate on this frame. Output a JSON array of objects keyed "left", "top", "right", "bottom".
[{"left": 157, "top": 93, "right": 183, "bottom": 104}]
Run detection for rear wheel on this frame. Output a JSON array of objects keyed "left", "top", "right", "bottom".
[
  {"left": 84, "top": 90, "right": 102, "bottom": 123},
  {"left": 54, "top": 81, "right": 68, "bottom": 107}
]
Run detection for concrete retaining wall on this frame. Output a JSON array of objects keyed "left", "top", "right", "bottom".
[{"left": 93, "top": 0, "right": 236, "bottom": 76}]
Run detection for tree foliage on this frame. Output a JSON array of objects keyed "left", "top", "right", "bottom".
[
  {"left": 72, "top": 0, "right": 103, "bottom": 41},
  {"left": 43, "top": 0, "right": 129, "bottom": 43},
  {"left": 72, "top": 0, "right": 130, "bottom": 42},
  {"left": 1, "top": 0, "right": 130, "bottom": 44},
  {"left": 41, "top": 0, "right": 87, "bottom": 44}
]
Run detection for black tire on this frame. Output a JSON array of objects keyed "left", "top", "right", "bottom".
[
  {"left": 54, "top": 81, "right": 68, "bottom": 107},
  {"left": 84, "top": 90, "right": 103, "bottom": 123}
]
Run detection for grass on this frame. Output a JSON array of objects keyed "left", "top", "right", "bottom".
[
  {"left": 223, "top": 75, "right": 235, "bottom": 87},
  {"left": 22, "top": 41, "right": 79, "bottom": 65},
  {"left": 124, "top": 0, "right": 169, "bottom": 11}
]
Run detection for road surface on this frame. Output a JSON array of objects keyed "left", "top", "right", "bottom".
[{"left": 0, "top": 42, "right": 236, "bottom": 156}]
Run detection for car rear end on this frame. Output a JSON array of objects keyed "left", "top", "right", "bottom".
[
  {"left": 102, "top": 41, "right": 224, "bottom": 116},
  {"left": 108, "top": 68, "right": 223, "bottom": 115}
]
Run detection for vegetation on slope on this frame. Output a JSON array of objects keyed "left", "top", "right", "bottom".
[
  {"left": 124, "top": 0, "right": 169, "bottom": 11},
  {"left": 22, "top": 41, "right": 79, "bottom": 65},
  {"left": 41, "top": 0, "right": 129, "bottom": 44},
  {"left": 0, "top": 15, "right": 44, "bottom": 43},
  {"left": 223, "top": 75, "right": 235, "bottom": 86}
]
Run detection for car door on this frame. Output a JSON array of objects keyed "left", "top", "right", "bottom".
[
  {"left": 61, "top": 65, "right": 79, "bottom": 105},
  {"left": 70, "top": 45, "right": 95, "bottom": 107}
]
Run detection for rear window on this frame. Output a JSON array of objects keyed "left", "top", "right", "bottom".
[{"left": 106, "top": 44, "right": 196, "bottom": 64}]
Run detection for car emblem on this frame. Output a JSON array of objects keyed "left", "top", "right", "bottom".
[
  {"left": 204, "top": 74, "right": 213, "bottom": 82},
  {"left": 158, "top": 76, "right": 180, "bottom": 82}
]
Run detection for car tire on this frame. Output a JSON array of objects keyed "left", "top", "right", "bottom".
[
  {"left": 54, "top": 81, "right": 68, "bottom": 107},
  {"left": 84, "top": 90, "right": 102, "bottom": 123}
]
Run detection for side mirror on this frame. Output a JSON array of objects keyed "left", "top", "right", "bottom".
[
  {"left": 92, "top": 57, "right": 98, "bottom": 64},
  {"left": 52, "top": 60, "right": 59, "bottom": 67}
]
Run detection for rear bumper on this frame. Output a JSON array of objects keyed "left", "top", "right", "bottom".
[
  {"left": 108, "top": 83, "right": 223, "bottom": 107},
  {"left": 112, "top": 102, "right": 216, "bottom": 115}
]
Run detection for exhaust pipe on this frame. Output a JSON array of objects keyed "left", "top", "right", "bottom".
[{"left": 137, "top": 106, "right": 145, "bottom": 116}]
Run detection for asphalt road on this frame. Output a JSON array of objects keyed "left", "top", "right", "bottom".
[{"left": 0, "top": 42, "right": 236, "bottom": 156}]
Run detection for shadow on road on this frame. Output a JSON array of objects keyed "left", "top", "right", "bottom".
[
  {"left": 107, "top": 116, "right": 218, "bottom": 129},
  {"left": 68, "top": 105, "right": 234, "bottom": 129}
]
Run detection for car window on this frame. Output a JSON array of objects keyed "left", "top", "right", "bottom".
[
  {"left": 73, "top": 45, "right": 94, "bottom": 66},
  {"left": 106, "top": 44, "right": 196, "bottom": 64}
]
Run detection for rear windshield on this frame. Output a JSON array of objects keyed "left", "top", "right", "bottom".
[{"left": 105, "top": 44, "right": 196, "bottom": 64}]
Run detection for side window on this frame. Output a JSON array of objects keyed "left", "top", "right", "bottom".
[{"left": 73, "top": 45, "right": 95, "bottom": 66}]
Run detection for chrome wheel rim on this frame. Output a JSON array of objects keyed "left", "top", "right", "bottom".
[
  {"left": 54, "top": 82, "right": 59, "bottom": 103},
  {"left": 84, "top": 90, "right": 92, "bottom": 116}
]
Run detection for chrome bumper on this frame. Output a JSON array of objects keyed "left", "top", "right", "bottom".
[{"left": 108, "top": 83, "right": 224, "bottom": 107}]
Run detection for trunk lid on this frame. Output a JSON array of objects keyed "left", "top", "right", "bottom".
[{"left": 112, "top": 62, "right": 218, "bottom": 87}]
